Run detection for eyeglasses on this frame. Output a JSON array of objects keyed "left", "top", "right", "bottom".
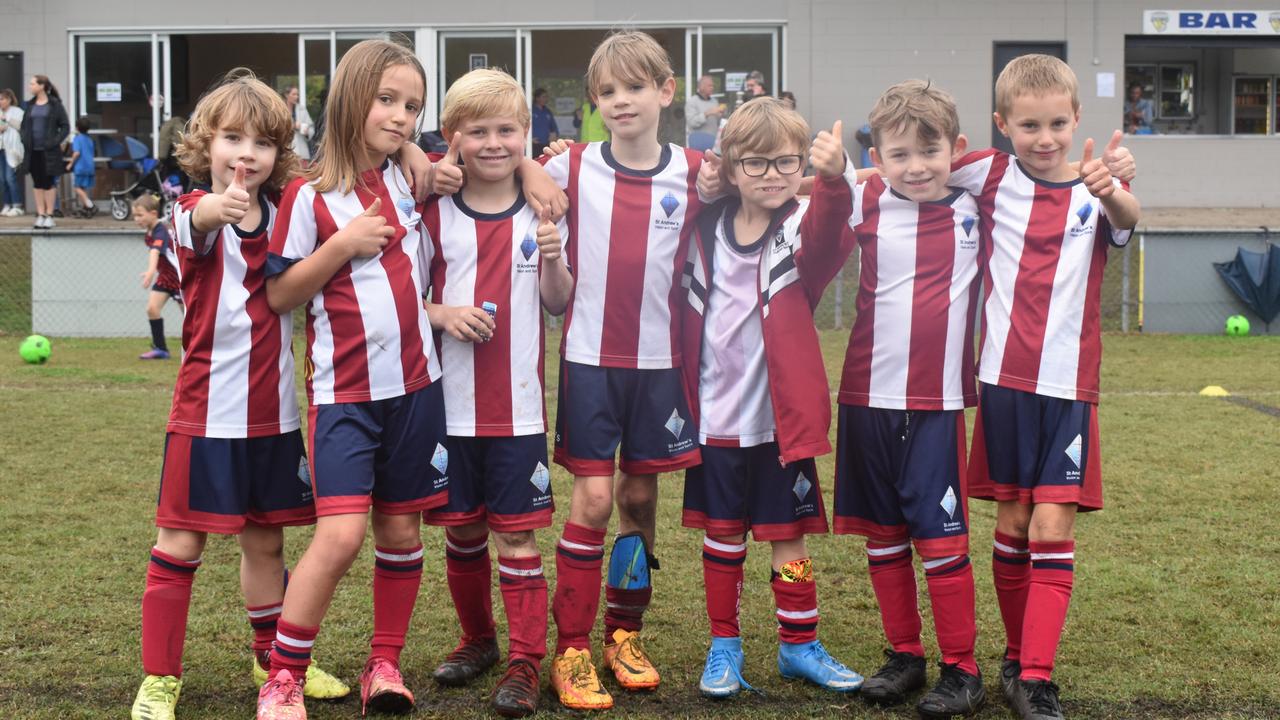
[{"left": 737, "top": 154, "right": 804, "bottom": 177}]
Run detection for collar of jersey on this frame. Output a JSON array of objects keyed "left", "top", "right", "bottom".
[
  {"left": 1013, "top": 158, "right": 1082, "bottom": 189},
  {"left": 452, "top": 186, "right": 526, "bottom": 222},
  {"left": 887, "top": 185, "right": 968, "bottom": 206},
  {"left": 720, "top": 196, "right": 799, "bottom": 256},
  {"left": 600, "top": 141, "right": 673, "bottom": 178}
]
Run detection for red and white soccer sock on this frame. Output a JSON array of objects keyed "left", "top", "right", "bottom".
[
  {"left": 268, "top": 619, "right": 317, "bottom": 680},
  {"left": 498, "top": 554, "right": 548, "bottom": 667},
  {"left": 247, "top": 601, "right": 283, "bottom": 667},
  {"left": 923, "top": 554, "right": 979, "bottom": 675},
  {"left": 772, "top": 558, "right": 819, "bottom": 644},
  {"left": 866, "top": 540, "right": 925, "bottom": 657},
  {"left": 1020, "top": 540, "right": 1075, "bottom": 682},
  {"left": 141, "top": 548, "right": 201, "bottom": 677},
  {"left": 444, "top": 532, "right": 495, "bottom": 644},
  {"left": 551, "top": 522, "right": 605, "bottom": 654},
  {"left": 369, "top": 543, "right": 424, "bottom": 664},
  {"left": 992, "top": 531, "right": 1031, "bottom": 661},
  {"left": 702, "top": 536, "right": 747, "bottom": 637}
]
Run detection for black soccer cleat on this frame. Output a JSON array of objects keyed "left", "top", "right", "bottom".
[
  {"left": 490, "top": 659, "right": 541, "bottom": 718},
  {"left": 1015, "top": 679, "right": 1065, "bottom": 720},
  {"left": 1000, "top": 656, "right": 1022, "bottom": 707},
  {"left": 916, "top": 662, "right": 985, "bottom": 718},
  {"left": 860, "top": 649, "right": 927, "bottom": 706},
  {"left": 432, "top": 636, "right": 500, "bottom": 687}
]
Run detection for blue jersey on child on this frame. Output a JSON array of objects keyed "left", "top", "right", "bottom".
[{"left": 71, "top": 134, "right": 95, "bottom": 176}]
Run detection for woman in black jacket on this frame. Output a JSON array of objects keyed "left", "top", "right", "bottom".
[{"left": 20, "top": 74, "right": 70, "bottom": 229}]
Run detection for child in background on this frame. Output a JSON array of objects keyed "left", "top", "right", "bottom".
[
  {"left": 133, "top": 193, "right": 181, "bottom": 359},
  {"left": 258, "top": 39, "right": 448, "bottom": 720},
  {"left": 130, "top": 69, "right": 347, "bottom": 720},
  {"left": 67, "top": 116, "right": 97, "bottom": 216},
  {"left": 421, "top": 68, "right": 573, "bottom": 719},
  {"left": 680, "top": 98, "right": 863, "bottom": 699}
]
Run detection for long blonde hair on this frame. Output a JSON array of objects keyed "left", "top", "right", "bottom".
[{"left": 306, "top": 39, "right": 425, "bottom": 194}]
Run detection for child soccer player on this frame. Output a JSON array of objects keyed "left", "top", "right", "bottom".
[
  {"left": 420, "top": 68, "right": 573, "bottom": 719},
  {"left": 948, "top": 55, "right": 1140, "bottom": 720},
  {"left": 130, "top": 70, "right": 348, "bottom": 720},
  {"left": 826, "top": 80, "right": 986, "bottom": 718},
  {"left": 67, "top": 116, "right": 97, "bottom": 216},
  {"left": 133, "top": 193, "right": 181, "bottom": 359},
  {"left": 539, "top": 31, "right": 710, "bottom": 709},
  {"left": 680, "top": 98, "right": 863, "bottom": 699},
  {"left": 257, "top": 39, "right": 449, "bottom": 719}
]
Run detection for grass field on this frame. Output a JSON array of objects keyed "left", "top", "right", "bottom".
[{"left": 0, "top": 331, "right": 1277, "bottom": 719}]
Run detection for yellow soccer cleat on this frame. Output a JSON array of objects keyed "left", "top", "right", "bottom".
[
  {"left": 254, "top": 654, "right": 351, "bottom": 700},
  {"left": 603, "top": 629, "right": 661, "bottom": 691},
  {"left": 131, "top": 674, "right": 181, "bottom": 720},
  {"left": 550, "top": 648, "right": 614, "bottom": 710}
]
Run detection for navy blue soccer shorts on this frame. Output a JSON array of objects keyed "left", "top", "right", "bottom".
[
  {"left": 682, "top": 442, "right": 828, "bottom": 541},
  {"left": 423, "top": 434, "right": 555, "bottom": 533},
  {"left": 307, "top": 382, "right": 450, "bottom": 517},
  {"left": 967, "top": 383, "right": 1103, "bottom": 511},
  {"left": 552, "top": 359, "right": 700, "bottom": 476},
  {"left": 833, "top": 404, "right": 970, "bottom": 557},
  {"left": 156, "top": 429, "right": 315, "bottom": 534}
]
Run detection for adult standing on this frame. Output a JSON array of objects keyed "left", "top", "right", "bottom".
[
  {"left": 19, "top": 75, "right": 70, "bottom": 229},
  {"left": 0, "top": 89, "right": 25, "bottom": 216},
  {"left": 1124, "top": 82, "right": 1155, "bottom": 134},
  {"left": 685, "top": 74, "right": 723, "bottom": 150},
  {"left": 283, "top": 85, "right": 314, "bottom": 162},
  {"left": 573, "top": 97, "right": 610, "bottom": 142},
  {"left": 531, "top": 88, "right": 559, "bottom": 155}
]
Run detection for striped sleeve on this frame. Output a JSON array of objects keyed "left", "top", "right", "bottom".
[
  {"left": 266, "top": 176, "right": 317, "bottom": 278},
  {"left": 172, "top": 189, "right": 215, "bottom": 255}
]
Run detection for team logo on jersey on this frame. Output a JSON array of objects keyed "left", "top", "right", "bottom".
[
  {"left": 431, "top": 443, "right": 450, "bottom": 475},
  {"left": 520, "top": 232, "right": 537, "bottom": 261},
  {"left": 961, "top": 216, "right": 976, "bottom": 237},
  {"left": 1064, "top": 434, "right": 1083, "bottom": 469},
  {"left": 1076, "top": 203, "right": 1093, "bottom": 225},
  {"left": 793, "top": 472, "right": 812, "bottom": 502},
  {"left": 529, "top": 462, "right": 551, "bottom": 494},
  {"left": 772, "top": 228, "right": 792, "bottom": 254},
  {"left": 940, "top": 486, "right": 958, "bottom": 519},
  {"left": 660, "top": 191, "right": 680, "bottom": 218},
  {"left": 664, "top": 408, "right": 685, "bottom": 438},
  {"left": 397, "top": 197, "right": 416, "bottom": 218}
]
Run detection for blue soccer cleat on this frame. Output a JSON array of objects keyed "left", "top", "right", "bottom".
[
  {"left": 777, "top": 639, "right": 864, "bottom": 692},
  {"left": 698, "top": 636, "right": 758, "bottom": 699}
]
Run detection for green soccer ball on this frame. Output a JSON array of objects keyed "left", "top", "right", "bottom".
[
  {"left": 1225, "top": 315, "right": 1251, "bottom": 337},
  {"left": 19, "top": 335, "right": 51, "bottom": 364}
]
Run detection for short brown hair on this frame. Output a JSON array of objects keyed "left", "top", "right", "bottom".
[
  {"left": 175, "top": 69, "right": 297, "bottom": 192},
  {"left": 868, "top": 79, "right": 961, "bottom": 148},
  {"left": 717, "top": 97, "right": 810, "bottom": 188},
  {"left": 995, "top": 54, "right": 1079, "bottom": 117},
  {"left": 585, "top": 31, "right": 673, "bottom": 100},
  {"left": 441, "top": 68, "right": 530, "bottom": 137},
  {"left": 0, "top": 88, "right": 17, "bottom": 105}
]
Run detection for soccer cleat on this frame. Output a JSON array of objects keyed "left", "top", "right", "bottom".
[
  {"left": 1001, "top": 657, "right": 1022, "bottom": 707},
  {"left": 550, "top": 648, "right": 613, "bottom": 710},
  {"left": 432, "top": 636, "right": 500, "bottom": 687},
  {"left": 254, "top": 654, "right": 350, "bottom": 700},
  {"left": 139, "top": 348, "right": 171, "bottom": 360},
  {"left": 916, "top": 662, "right": 986, "bottom": 718},
  {"left": 131, "top": 674, "right": 181, "bottom": 720},
  {"left": 257, "top": 669, "right": 306, "bottom": 720},
  {"left": 603, "top": 628, "right": 660, "bottom": 690},
  {"left": 1014, "top": 679, "right": 1065, "bottom": 720},
  {"left": 860, "top": 649, "right": 927, "bottom": 706},
  {"left": 490, "top": 659, "right": 541, "bottom": 718},
  {"left": 698, "top": 636, "right": 757, "bottom": 699},
  {"left": 777, "top": 638, "right": 864, "bottom": 692},
  {"left": 359, "top": 656, "right": 415, "bottom": 715}
]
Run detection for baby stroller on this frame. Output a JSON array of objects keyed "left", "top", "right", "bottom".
[{"left": 107, "top": 136, "right": 180, "bottom": 221}]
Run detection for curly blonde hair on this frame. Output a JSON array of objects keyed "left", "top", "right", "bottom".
[{"left": 175, "top": 69, "right": 297, "bottom": 192}]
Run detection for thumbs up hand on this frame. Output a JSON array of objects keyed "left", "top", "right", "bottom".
[
  {"left": 339, "top": 197, "right": 394, "bottom": 259},
  {"left": 810, "top": 119, "right": 846, "bottom": 178},
  {"left": 1099, "top": 129, "right": 1136, "bottom": 184},
  {"left": 432, "top": 132, "right": 465, "bottom": 196},
  {"left": 216, "top": 162, "right": 252, "bottom": 225},
  {"left": 696, "top": 149, "right": 724, "bottom": 198},
  {"left": 1078, "top": 137, "right": 1115, "bottom": 198},
  {"left": 535, "top": 208, "right": 562, "bottom": 263}
]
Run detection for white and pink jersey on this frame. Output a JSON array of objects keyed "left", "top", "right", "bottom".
[
  {"left": 543, "top": 142, "right": 703, "bottom": 369},
  {"left": 268, "top": 161, "right": 440, "bottom": 405},
  {"left": 697, "top": 203, "right": 784, "bottom": 447},
  {"left": 949, "top": 149, "right": 1131, "bottom": 403},
  {"left": 837, "top": 171, "right": 982, "bottom": 411},
  {"left": 424, "top": 193, "right": 568, "bottom": 436},
  {"left": 167, "top": 190, "right": 299, "bottom": 438}
]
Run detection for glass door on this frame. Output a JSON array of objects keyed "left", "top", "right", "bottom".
[
  {"left": 696, "top": 27, "right": 779, "bottom": 118},
  {"left": 77, "top": 35, "right": 170, "bottom": 156}
]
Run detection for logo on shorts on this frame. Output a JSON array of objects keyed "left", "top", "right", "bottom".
[
  {"left": 520, "top": 232, "right": 537, "bottom": 261},
  {"left": 530, "top": 462, "right": 550, "bottom": 494},
  {"left": 660, "top": 191, "right": 680, "bottom": 218},
  {"left": 297, "top": 457, "right": 312, "bottom": 489},
  {"left": 940, "top": 486, "right": 958, "bottom": 519},
  {"left": 431, "top": 443, "right": 449, "bottom": 475},
  {"left": 1065, "top": 434, "right": 1083, "bottom": 469},
  {"left": 793, "top": 472, "right": 812, "bottom": 502},
  {"left": 664, "top": 409, "right": 685, "bottom": 439}
]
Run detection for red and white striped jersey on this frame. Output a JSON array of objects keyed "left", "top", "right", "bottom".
[
  {"left": 145, "top": 221, "right": 181, "bottom": 291},
  {"left": 542, "top": 142, "right": 703, "bottom": 369},
  {"left": 268, "top": 161, "right": 440, "bottom": 405},
  {"left": 949, "top": 149, "right": 1131, "bottom": 403},
  {"left": 837, "top": 171, "right": 982, "bottom": 411},
  {"left": 167, "top": 189, "right": 299, "bottom": 438},
  {"left": 424, "top": 193, "right": 568, "bottom": 437}
]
